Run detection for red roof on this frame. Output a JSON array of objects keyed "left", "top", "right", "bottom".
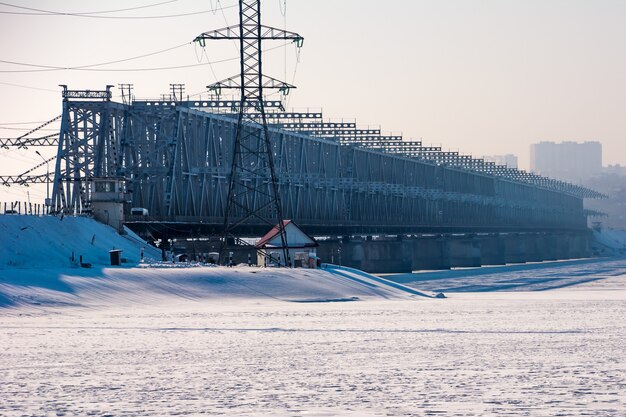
[
  {"left": 255, "top": 220, "right": 318, "bottom": 249},
  {"left": 255, "top": 220, "right": 292, "bottom": 248}
]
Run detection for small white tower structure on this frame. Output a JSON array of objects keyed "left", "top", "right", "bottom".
[{"left": 90, "top": 177, "right": 128, "bottom": 233}]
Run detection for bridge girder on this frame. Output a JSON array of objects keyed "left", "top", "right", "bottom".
[{"left": 40, "top": 100, "right": 593, "bottom": 234}]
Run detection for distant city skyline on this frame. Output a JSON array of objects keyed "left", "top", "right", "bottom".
[
  {"left": 482, "top": 154, "right": 518, "bottom": 169},
  {"left": 530, "top": 140, "right": 603, "bottom": 184},
  {"left": 1, "top": 0, "right": 625, "bottom": 203}
]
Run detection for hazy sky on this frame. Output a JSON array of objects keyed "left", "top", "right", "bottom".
[{"left": 1, "top": 0, "right": 625, "bottom": 203}]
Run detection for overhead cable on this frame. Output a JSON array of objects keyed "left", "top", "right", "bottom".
[
  {"left": 0, "top": 1, "right": 237, "bottom": 19},
  {"left": 0, "top": 126, "right": 57, "bottom": 131},
  {"left": 0, "top": 42, "right": 192, "bottom": 72},
  {"left": 0, "top": 43, "right": 288, "bottom": 73},
  {"left": 0, "top": 81, "right": 58, "bottom": 92},
  {"left": 0, "top": 120, "right": 52, "bottom": 126},
  {"left": 0, "top": 0, "right": 179, "bottom": 15}
]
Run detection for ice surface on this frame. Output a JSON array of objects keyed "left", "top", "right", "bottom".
[
  {"left": 2, "top": 279, "right": 626, "bottom": 416},
  {"left": 2, "top": 216, "right": 626, "bottom": 415},
  {"left": 386, "top": 258, "right": 626, "bottom": 293},
  {"left": 1, "top": 259, "right": 626, "bottom": 415}
]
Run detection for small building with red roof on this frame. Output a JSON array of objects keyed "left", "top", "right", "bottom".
[{"left": 255, "top": 220, "right": 319, "bottom": 268}]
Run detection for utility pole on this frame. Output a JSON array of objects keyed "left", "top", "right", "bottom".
[
  {"left": 194, "top": 0, "right": 303, "bottom": 266},
  {"left": 169, "top": 84, "right": 185, "bottom": 102},
  {"left": 118, "top": 84, "right": 133, "bottom": 105}
]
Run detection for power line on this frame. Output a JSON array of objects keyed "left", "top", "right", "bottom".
[
  {"left": 0, "top": 0, "right": 179, "bottom": 15},
  {"left": 0, "top": 2, "right": 237, "bottom": 19},
  {"left": 0, "top": 126, "right": 57, "bottom": 131},
  {"left": 0, "top": 42, "right": 191, "bottom": 71},
  {"left": 0, "top": 120, "right": 53, "bottom": 126},
  {"left": 0, "top": 43, "right": 288, "bottom": 73},
  {"left": 0, "top": 81, "right": 60, "bottom": 92}
]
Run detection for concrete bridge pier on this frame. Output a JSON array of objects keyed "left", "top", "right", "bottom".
[
  {"left": 317, "top": 238, "right": 413, "bottom": 273},
  {"left": 504, "top": 233, "right": 527, "bottom": 264},
  {"left": 479, "top": 234, "right": 506, "bottom": 266},
  {"left": 411, "top": 235, "right": 451, "bottom": 271},
  {"left": 551, "top": 233, "right": 571, "bottom": 260},
  {"left": 537, "top": 233, "right": 558, "bottom": 261},
  {"left": 568, "top": 232, "right": 591, "bottom": 259},
  {"left": 448, "top": 235, "right": 482, "bottom": 268},
  {"left": 523, "top": 233, "right": 544, "bottom": 263},
  {"left": 314, "top": 231, "right": 592, "bottom": 274},
  {"left": 357, "top": 238, "right": 412, "bottom": 273}
]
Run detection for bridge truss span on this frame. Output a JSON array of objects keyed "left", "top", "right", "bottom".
[{"left": 46, "top": 97, "right": 592, "bottom": 235}]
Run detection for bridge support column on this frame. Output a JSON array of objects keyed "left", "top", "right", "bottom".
[
  {"left": 479, "top": 234, "right": 506, "bottom": 265},
  {"left": 504, "top": 233, "right": 526, "bottom": 264},
  {"left": 524, "top": 233, "right": 543, "bottom": 262},
  {"left": 449, "top": 235, "right": 481, "bottom": 268},
  {"left": 317, "top": 239, "right": 412, "bottom": 273},
  {"left": 552, "top": 234, "right": 570, "bottom": 259},
  {"left": 568, "top": 232, "right": 591, "bottom": 259},
  {"left": 359, "top": 239, "right": 412, "bottom": 273},
  {"left": 537, "top": 234, "right": 557, "bottom": 261},
  {"left": 411, "top": 235, "right": 451, "bottom": 271}
]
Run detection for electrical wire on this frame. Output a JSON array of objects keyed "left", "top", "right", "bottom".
[
  {"left": 213, "top": 0, "right": 240, "bottom": 54},
  {"left": 0, "top": 42, "right": 289, "bottom": 73},
  {"left": 0, "top": 1, "right": 238, "bottom": 19},
  {"left": 285, "top": 50, "right": 300, "bottom": 110},
  {"left": 209, "top": 0, "right": 222, "bottom": 15},
  {"left": 0, "top": 0, "right": 179, "bottom": 15},
  {"left": 154, "top": 41, "right": 294, "bottom": 100},
  {"left": 0, "top": 81, "right": 58, "bottom": 92},
  {"left": 0, "top": 120, "right": 52, "bottom": 126},
  {"left": 0, "top": 127, "right": 57, "bottom": 131},
  {"left": 0, "top": 42, "right": 190, "bottom": 71}
]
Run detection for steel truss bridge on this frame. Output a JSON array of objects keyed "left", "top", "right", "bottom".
[{"left": 0, "top": 87, "right": 604, "bottom": 237}]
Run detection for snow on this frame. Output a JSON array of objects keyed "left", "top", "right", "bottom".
[
  {"left": 385, "top": 257, "right": 626, "bottom": 293},
  {"left": 0, "top": 214, "right": 160, "bottom": 269},
  {"left": 592, "top": 228, "right": 626, "bottom": 255},
  {"left": 0, "top": 215, "right": 431, "bottom": 309},
  {"left": 2, "top": 274, "right": 626, "bottom": 416},
  {"left": 2, "top": 215, "right": 626, "bottom": 415}
]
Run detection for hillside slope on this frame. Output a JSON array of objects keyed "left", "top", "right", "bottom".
[
  {"left": 0, "top": 215, "right": 160, "bottom": 269},
  {"left": 0, "top": 215, "right": 433, "bottom": 309}
]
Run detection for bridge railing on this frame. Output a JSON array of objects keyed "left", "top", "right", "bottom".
[{"left": 1, "top": 201, "right": 48, "bottom": 216}]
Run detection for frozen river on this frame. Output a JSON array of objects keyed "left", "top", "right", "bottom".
[{"left": 2, "top": 261, "right": 626, "bottom": 416}]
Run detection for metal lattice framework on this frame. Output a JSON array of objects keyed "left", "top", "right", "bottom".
[
  {"left": 1, "top": 95, "right": 605, "bottom": 234},
  {"left": 0, "top": 94, "right": 602, "bottom": 237},
  {"left": 0, "top": 0, "right": 605, "bottom": 237},
  {"left": 1, "top": 92, "right": 604, "bottom": 233},
  {"left": 191, "top": 0, "right": 305, "bottom": 263}
]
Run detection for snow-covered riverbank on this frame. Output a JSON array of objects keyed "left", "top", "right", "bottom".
[
  {"left": 3, "top": 216, "right": 626, "bottom": 415},
  {"left": 0, "top": 215, "right": 435, "bottom": 309},
  {"left": 2, "top": 272, "right": 626, "bottom": 416}
]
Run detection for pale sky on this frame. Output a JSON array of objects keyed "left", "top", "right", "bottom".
[{"left": 1, "top": 0, "right": 625, "bottom": 204}]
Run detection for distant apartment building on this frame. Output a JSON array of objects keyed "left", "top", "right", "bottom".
[
  {"left": 530, "top": 141, "right": 602, "bottom": 183},
  {"left": 482, "top": 154, "right": 518, "bottom": 169},
  {"left": 603, "top": 164, "right": 626, "bottom": 176}
]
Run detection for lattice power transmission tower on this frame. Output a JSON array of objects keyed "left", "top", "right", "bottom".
[{"left": 194, "top": 0, "right": 303, "bottom": 265}]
